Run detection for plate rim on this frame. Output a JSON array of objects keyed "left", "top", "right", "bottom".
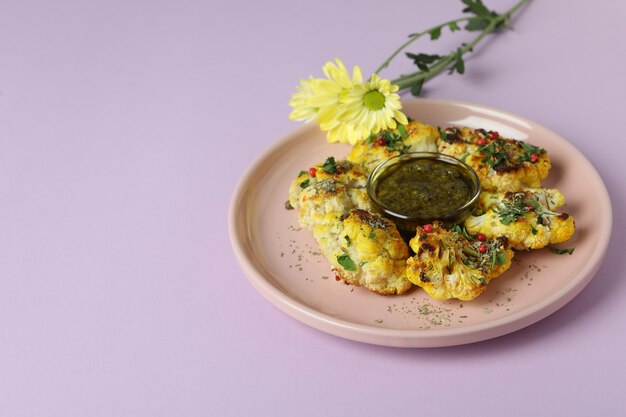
[{"left": 228, "top": 98, "right": 613, "bottom": 347}]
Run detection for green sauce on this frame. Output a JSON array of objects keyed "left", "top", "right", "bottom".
[{"left": 374, "top": 158, "right": 473, "bottom": 218}]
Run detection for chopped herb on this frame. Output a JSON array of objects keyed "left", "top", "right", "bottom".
[
  {"left": 438, "top": 127, "right": 448, "bottom": 141},
  {"left": 496, "top": 193, "right": 530, "bottom": 225},
  {"left": 368, "top": 231, "right": 377, "bottom": 239},
  {"left": 298, "top": 170, "right": 307, "bottom": 177},
  {"left": 321, "top": 156, "right": 352, "bottom": 174},
  {"left": 449, "top": 223, "right": 473, "bottom": 240},
  {"left": 495, "top": 251, "right": 507, "bottom": 264},
  {"left": 344, "top": 235, "right": 351, "bottom": 247},
  {"left": 479, "top": 139, "right": 511, "bottom": 169},
  {"left": 299, "top": 179, "right": 310, "bottom": 189},
  {"left": 520, "top": 142, "right": 545, "bottom": 162},
  {"left": 479, "top": 138, "right": 546, "bottom": 171},
  {"left": 381, "top": 130, "right": 406, "bottom": 152},
  {"left": 322, "top": 156, "right": 337, "bottom": 174},
  {"left": 549, "top": 246, "right": 575, "bottom": 255},
  {"left": 397, "top": 123, "right": 408, "bottom": 138},
  {"left": 337, "top": 253, "right": 356, "bottom": 271}
]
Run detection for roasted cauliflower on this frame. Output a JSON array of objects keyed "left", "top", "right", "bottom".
[
  {"left": 347, "top": 120, "right": 439, "bottom": 173},
  {"left": 406, "top": 222, "right": 514, "bottom": 301},
  {"left": 464, "top": 188, "right": 575, "bottom": 250},
  {"left": 437, "top": 127, "right": 551, "bottom": 192},
  {"left": 313, "top": 209, "right": 411, "bottom": 295},
  {"left": 288, "top": 157, "right": 373, "bottom": 229}
]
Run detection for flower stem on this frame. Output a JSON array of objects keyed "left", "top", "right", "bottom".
[
  {"left": 373, "top": 17, "right": 472, "bottom": 75},
  {"left": 385, "top": 0, "right": 529, "bottom": 92}
]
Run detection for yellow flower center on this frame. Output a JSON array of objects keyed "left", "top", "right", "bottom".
[{"left": 362, "top": 90, "right": 385, "bottom": 111}]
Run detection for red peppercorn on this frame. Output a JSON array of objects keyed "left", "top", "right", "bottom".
[
  {"left": 477, "top": 233, "right": 486, "bottom": 242},
  {"left": 488, "top": 131, "right": 499, "bottom": 140},
  {"left": 423, "top": 224, "right": 433, "bottom": 233},
  {"left": 478, "top": 243, "right": 488, "bottom": 253},
  {"left": 377, "top": 138, "right": 387, "bottom": 146},
  {"left": 530, "top": 153, "right": 539, "bottom": 163},
  {"left": 476, "top": 138, "right": 487, "bottom": 146},
  {"left": 308, "top": 167, "right": 317, "bottom": 177}
]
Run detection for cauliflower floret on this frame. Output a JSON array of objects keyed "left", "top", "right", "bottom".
[
  {"left": 288, "top": 157, "right": 369, "bottom": 209},
  {"left": 313, "top": 209, "right": 411, "bottom": 295},
  {"left": 288, "top": 157, "right": 373, "bottom": 229},
  {"left": 406, "top": 222, "right": 514, "bottom": 301},
  {"left": 347, "top": 120, "right": 439, "bottom": 173},
  {"left": 464, "top": 189, "right": 575, "bottom": 250},
  {"left": 436, "top": 126, "right": 482, "bottom": 159},
  {"left": 437, "top": 127, "right": 551, "bottom": 192},
  {"left": 295, "top": 180, "right": 354, "bottom": 229}
]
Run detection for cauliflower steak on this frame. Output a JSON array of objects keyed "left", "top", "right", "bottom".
[
  {"left": 314, "top": 209, "right": 411, "bottom": 295},
  {"left": 406, "top": 222, "right": 514, "bottom": 301},
  {"left": 464, "top": 189, "right": 576, "bottom": 250},
  {"left": 437, "top": 127, "right": 551, "bottom": 192}
]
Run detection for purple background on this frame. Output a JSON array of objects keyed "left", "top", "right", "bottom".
[{"left": 1, "top": 0, "right": 625, "bottom": 416}]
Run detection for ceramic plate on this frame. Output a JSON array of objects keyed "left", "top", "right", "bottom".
[{"left": 228, "top": 99, "right": 612, "bottom": 347}]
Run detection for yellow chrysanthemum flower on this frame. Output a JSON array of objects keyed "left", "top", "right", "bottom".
[
  {"left": 288, "top": 59, "right": 408, "bottom": 145},
  {"left": 338, "top": 74, "right": 408, "bottom": 144}
]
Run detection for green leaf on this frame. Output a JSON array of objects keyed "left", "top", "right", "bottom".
[
  {"left": 462, "top": 0, "right": 503, "bottom": 31},
  {"left": 448, "top": 21, "right": 461, "bottom": 32},
  {"left": 410, "top": 79, "right": 424, "bottom": 96},
  {"left": 449, "top": 51, "right": 465, "bottom": 75},
  {"left": 299, "top": 179, "right": 310, "bottom": 189},
  {"left": 462, "top": 0, "right": 493, "bottom": 17},
  {"left": 337, "top": 253, "right": 357, "bottom": 271},
  {"left": 406, "top": 52, "right": 441, "bottom": 73},
  {"left": 465, "top": 17, "right": 490, "bottom": 31},
  {"left": 429, "top": 26, "right": 442, "bottom": 40},
  {"left": 344, "top": 235, "right": 351, "bottom": 247}
]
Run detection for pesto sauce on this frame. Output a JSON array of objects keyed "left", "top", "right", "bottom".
[{"left": 375, "top": 158, "right": 473, "bottom": 218}]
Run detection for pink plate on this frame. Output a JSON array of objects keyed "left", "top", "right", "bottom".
[{"left": 228, "top": 99, "right": 612, "bottom": 347}]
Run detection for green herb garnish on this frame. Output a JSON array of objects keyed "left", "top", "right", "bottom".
[
  {"left": 299, "top": 179, "right": 310, "bottom": 189},
  {"left": 496, "top": 193, "right": 530, "bottom": 225},
  {"left": 520, "top": 142, "right": 545, "bottom": 161},
  {"left": 549, "top": 246, "right": 575, "bottom": 255},
  {"left": 337, "top": 253, "right": 357, "bottom": 271},
  {"left": 397, "top": 123, "right": 408, "bottom": 138},
  {"left": 479, "top": 139, "right": 512, "bottom": 168},
  {"left": 322, "top": 156, "right": 337, "bottom": 174}
]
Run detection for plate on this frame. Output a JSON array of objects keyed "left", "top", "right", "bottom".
[{"left": 228, "top": 99, "right": 612, "bottom": 347}]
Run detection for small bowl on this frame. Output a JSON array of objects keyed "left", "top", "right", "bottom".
[{"left": 366, "top": 152, "right": 481, "bottom": 233}]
